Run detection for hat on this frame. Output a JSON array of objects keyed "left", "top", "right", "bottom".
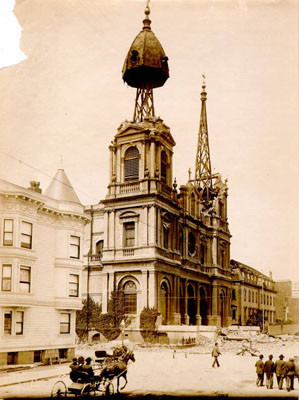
[
  {"left": 269, "top": 354, "right": 273, "bottom": 359},
  {"left": 259, "top": 354, "right": 264, "bottom": 359},
  {"left": 72, "top": 357, "right": 77, "bottom": 362},
  {"left": 289, "top": 357, "right": 295, "bottom": 361},
  {"left": 86, "top": 357, "right": 92, "bottom": 363},
  {"left": 279, "top": 354, "right": 284, "bottom": 359}
]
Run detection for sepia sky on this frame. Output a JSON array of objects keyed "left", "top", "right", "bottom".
[{"left": 0, "top": 0, "right": 298, "bottom": 282}]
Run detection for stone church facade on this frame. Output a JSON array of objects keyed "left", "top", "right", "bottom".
[{"left": 84, "top": 113, "right": 232, "bottom": 327}]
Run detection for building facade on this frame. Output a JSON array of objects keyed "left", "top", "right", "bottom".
[
  {"left": 0, "top": 171, "right": 88, "bottom": 365},
  {"left": 230, "top": 260, "right": 276, "bottom": 326}
]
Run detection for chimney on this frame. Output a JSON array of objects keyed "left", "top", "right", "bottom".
[
  {"left": 28, "top": 181, "right": 42, "bottom": 194},
  {"left": 269, "top": 270, "right": 272, "bottom": 280}
]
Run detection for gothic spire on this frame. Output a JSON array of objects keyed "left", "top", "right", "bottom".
[{"left": 194, "top": 75, "right": 213, "bottom": 201}]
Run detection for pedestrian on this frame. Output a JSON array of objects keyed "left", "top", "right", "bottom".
[
  {"left": 255, "top": 354, "right": 265, "bottom": 387},
  {"left": 285, "top": 357, "right": 295, "bottom": 392},
  {"left": 264, "top": 354, "right": 275, "bottom": 389},
  {"left": 212, "top": 342, "right": 221, "bottom": 368},
  {"left": 274, "top": 354, "right": 285, "bottom": 389}
]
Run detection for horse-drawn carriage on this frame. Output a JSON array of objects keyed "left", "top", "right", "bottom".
[{"left": 51, "top": 347, "right": 135, "bottom": 398}]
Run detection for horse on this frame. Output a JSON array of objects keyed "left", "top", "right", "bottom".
[{"left": 99, "top": 350, "right": 135, "bottom": 393}]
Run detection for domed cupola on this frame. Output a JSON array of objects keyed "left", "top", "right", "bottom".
[{"left": 122, "top": 1, "right": 169, "bottom": 122}]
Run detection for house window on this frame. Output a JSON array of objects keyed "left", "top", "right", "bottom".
[
  {"left": 220, "top": 249, "right": 225, "bottom": 268},
  {"left": 244, "top": 289, "right": 246, "bottom": 301},
  {"left": 4, "top": 312, "right": 12, "bottom": 334},
  {"left": 60, "top": 313, "right": 71, "bottom": 334},
  {"left": 249, "top": 290, "right": 251, "bottom": 302},
  {"left": 21, "top": 221, "right": 32, "bottom": 249},
  {"left": 123, "top": 222, "right": 135, "bottom": 247},
  {"left": 20, "top": 267, "right": 31, "bottom": 293},
  {"left": 3, "top": 219, "right": 13, "bottom": 246},
  {"left": 2, "top": 265, "right": 12, "bottom": 291},
  {"left": 70, "top": 236, "right": 80, "bottom": 259},
  {"left": 69, "top": 274, "right": 79, "bottom": 297},
  {"left": 124, "top": 146, "right": 139, "bottom": 181},
  {"left": 15, "top": 311, "right": 24, "bottom": 335},
  {"left": 161, "top": 151, "right": 168, "bottom": 183},
  {"left": 34, "top": 350, "right": 42, "bottom": 363},
  {"left": 123, "top": 281, "right": 137, "bottom": 314}
]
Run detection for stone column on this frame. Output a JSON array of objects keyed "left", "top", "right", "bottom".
[
  {"left": 109, "top": 145, "right": 113, "bottom": 183},
  {"left": 184, "top": 280, "right": 189, "bottom": 325},
  {"left": 207, "top": 282, "right": 221, "bottom": 326},
  {"left": 109, "top": 209, "right": 115, "bottom": 249},
  {"left": 117, "top": 146, "right": 121, "bottom": 183},
  {"left": 148, "top": 269, "right": 156, "bottom": 308},
  {"left": 150, "top": 139, "right": 155, "bottom": 178},
  {"left": 196, "top": 284, "right": 202, "bottom": 326}
]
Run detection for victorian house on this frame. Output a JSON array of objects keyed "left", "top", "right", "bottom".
[{"left": 0, "top": 170, "right": 88, "bottom": 365}]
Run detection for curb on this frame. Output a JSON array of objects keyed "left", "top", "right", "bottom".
[{"left": 0, "top": 372, "right": 69, "bottom": 388}]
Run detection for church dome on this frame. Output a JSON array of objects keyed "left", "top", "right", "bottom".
[{"left": 122, "top": 4, "right": 169, "bottom": 89}]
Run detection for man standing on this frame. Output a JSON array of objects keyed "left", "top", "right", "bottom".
[
  {"left": 212, "top": 342, "right": 221, "bottom": 368},
  {"left": 255, "top": 354, "right": 265, "bottom": 387},
  {"left": 264, "top": 354, "right": 275, "bottom": 389},
  {"left": 285, "top": 357, "right": 295, "bottom": 392},
  {"left": 275, "top": 354, "right": 285, "bottom": 389}
]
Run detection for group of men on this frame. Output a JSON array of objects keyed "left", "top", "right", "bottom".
[
  {"left": 255, "top": 354, "right": 297, "bottom": 391},
  {"left": 69, "top": 356, "right": 94, "bottom": 383}
]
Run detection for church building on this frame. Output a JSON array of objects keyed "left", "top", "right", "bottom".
[{"left": 83, "top": 3, "right": 234, "bottom": 328}]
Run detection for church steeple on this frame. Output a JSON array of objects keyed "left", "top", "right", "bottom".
[
  {"left": 194, "top": 75, "right": 213, "bottom": 201},
  {"left": 122, "top": 0, "right": 169, "bottom": 122}
]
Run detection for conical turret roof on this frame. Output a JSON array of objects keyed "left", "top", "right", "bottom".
[{"left": 45, "top": 169, "right": 81, "bottom": 204}]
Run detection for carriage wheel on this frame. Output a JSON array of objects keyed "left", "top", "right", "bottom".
[
  {"left": 51, "top": 381, "right": 67, "bottom": 398},
  {"left": 81, "top": 383, "right": 92, "bottom": 397},
  {"left": 105, "top": 382, "right": 114, "bottom": 397}
]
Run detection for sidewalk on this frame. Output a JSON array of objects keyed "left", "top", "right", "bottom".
[{"left": 0, "top": 363, "right": 70, "bottom": 387}]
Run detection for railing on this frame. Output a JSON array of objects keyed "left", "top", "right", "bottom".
[
  {"left": 156, "top": 247, "right": 181, "bottom": 262},
  {"left": 123, "top": 248, "right": 134, "bottom": 256},
  {"left": 120, "top": 182, "right": 140, "bottom": 194},
  {"left": 89, "top": 253, "right": 102, "bottom": 262}
]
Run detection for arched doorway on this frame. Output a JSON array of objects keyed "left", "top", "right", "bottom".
[
  {"left": 187, "top": 285, "right": 196, "bottom": 325},
  {"left": 160, "top": 281, "right": 170, "bottom": 324},
  {"left": 200, "top": 287, "right": 208, "bottom": 325},
  {"left": 219, "top": 291, "right": 225, "bottom": 326}
]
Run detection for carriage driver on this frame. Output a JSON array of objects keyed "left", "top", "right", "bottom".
[{"left": 82, "top": 357, "right": 95, "bottom": 378}]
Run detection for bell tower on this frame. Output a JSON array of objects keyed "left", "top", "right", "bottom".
[{"left": 106, "top": 1, "right": 175, "bottom": 199}]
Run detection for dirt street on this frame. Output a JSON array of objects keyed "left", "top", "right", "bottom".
[{"left": 1, "top": 340, "right": 298, "bottom": 398}]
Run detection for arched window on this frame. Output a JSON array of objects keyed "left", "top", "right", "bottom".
[
  {"left": 124, "top": 147, "right": 139, "bottom": 181},
  {"left": 161, "top": 151, "right": 168, "bottom": 183},
  {"left": 188, "top": 232, "right": 196, "bottom": 256},
  {"left": 123, "top": 280, "right": 137, "bottom": 314},
  {"left": 96, "top": 240, "right": 103, "bottom": 255}
]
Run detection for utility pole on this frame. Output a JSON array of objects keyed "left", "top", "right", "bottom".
[{"left": 86, "top": 205, "right": 94, "bottom": 336}]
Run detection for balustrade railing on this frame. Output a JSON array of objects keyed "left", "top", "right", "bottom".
[
  {"left": 123, "top": 248, "right": 134, "bottom": 256},
  {"left": 120, "top": 182, "right": 140, "bottom": 194}
]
